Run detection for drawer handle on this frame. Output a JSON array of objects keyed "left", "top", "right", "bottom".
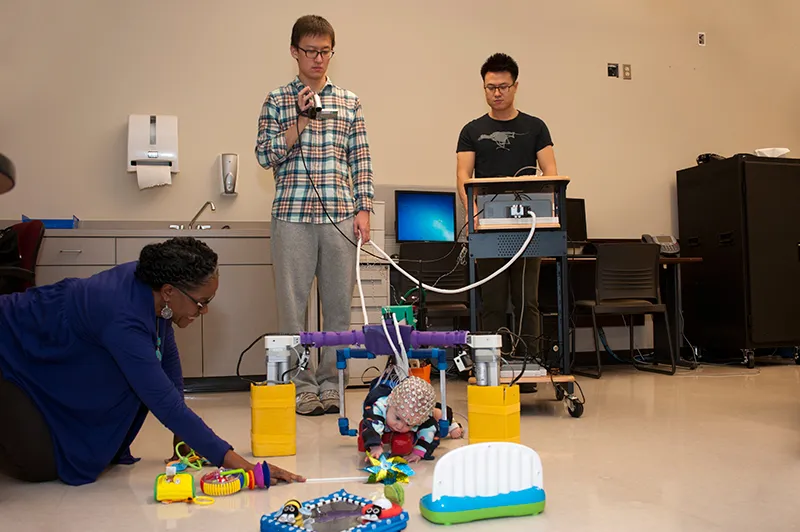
[{"left": 59, "top": 249, "right": 83, "bottom": 254}]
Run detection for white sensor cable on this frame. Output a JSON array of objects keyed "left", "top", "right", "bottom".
[
  {"left": 356, "top": 237, "right": 369, "bottom": 325},
  {"left": 362, "top": 211, "right": 537, "bottom": 295}
]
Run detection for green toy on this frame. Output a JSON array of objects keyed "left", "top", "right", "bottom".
[{"left": 381, "top": 305, "right": 416, "bottom": 328}]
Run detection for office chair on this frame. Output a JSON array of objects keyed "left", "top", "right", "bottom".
[
  {"left": 0, "top": 220, "right": 45, "bottom": 295},
  {"left": 570, "top": 242, "right": 677, "bottom": 378}
]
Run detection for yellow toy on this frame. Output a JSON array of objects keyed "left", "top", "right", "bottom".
[
  {"left": 276, "top": 499, "right": 304, "bottom": 527},
  {"left": 154, "top": 468, "right": 214, "bottom": 505}
]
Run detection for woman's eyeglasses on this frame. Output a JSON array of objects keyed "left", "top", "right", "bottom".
[{"left": 174, "top": 286, "right": 214, "bottom": 310}]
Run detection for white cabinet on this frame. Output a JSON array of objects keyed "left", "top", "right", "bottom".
[
  {"left": 348, "top": 263, "right": 391, "bottom": 387},
  {"left": 32, "top": 205, "right": 388, "bottom": 386},
  {"left": 34, "top": 236, "right": 116, "bottom": 296},
  {"left": 35, "top": 265, "right": 111, "bottom": 287},
  {"left": 35, "top": 234, "right": 279, "bottom": 379},
  {"left": 202, "top": 265, "right": 278, "bottom": 377},
  {"left": 313, "top": 202, "right": 392, "bottom": 388},
  {"left": 115, "top": 237, "right": 276, "bottom": 379}
]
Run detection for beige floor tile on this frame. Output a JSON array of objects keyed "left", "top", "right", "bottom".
[{"left": 2, "top": 365, "right": 800, "bottom": 531}]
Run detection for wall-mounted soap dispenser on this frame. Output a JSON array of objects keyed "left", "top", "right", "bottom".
[{"left": 220, "top": 153, "right": 238, "bottom": 196}]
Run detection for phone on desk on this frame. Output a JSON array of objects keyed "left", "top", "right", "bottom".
[{"left": 642, "top": 234, "right": 680, "bottom": 256}]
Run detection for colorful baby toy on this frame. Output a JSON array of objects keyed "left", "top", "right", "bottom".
[
  {"left": 261, "top": 489, "right": 409, "bottom": 532},
  {"left": 363, "top": 453, "right": 415, "bottom": 485},
  {"left": 276, "top": 499, "right": 305, "bottom": 527},
  {"left": 199, "top": 461, "right": 272, "bottom": 496},
  {"left": 165, "top": 442, "right": 210, "bottom": 472},
  {"left": 154, "top": 469, "right": 214, "bottom": 505},
  {"left": 361, "top": 497, "right": 404, "bottom": 524}
]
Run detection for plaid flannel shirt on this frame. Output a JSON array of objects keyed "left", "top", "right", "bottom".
[{"left": 255, "top": 76, "right": 374, "bottom": 224}]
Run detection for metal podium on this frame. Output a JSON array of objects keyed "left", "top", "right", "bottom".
[{"left": 466, "top": 176, "right": 580, "bottom": 407}]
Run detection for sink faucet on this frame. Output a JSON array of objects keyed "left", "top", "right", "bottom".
[{"left": 189, "top": 201, "right": 216, "bottom": 229}]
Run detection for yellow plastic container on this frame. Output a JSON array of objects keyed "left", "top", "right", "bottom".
[
  {"left": 467, "top": 384, "right": 521, "bottom": 445},
  {"left": 251, "top": 382, "right": 296, "bottom": 457}
]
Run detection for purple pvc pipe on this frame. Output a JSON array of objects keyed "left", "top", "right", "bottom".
[
  {"left": 299, "top": 330, "right": 365, "bottom": 347},
  {"left": 410, "top": 331, "right": 469, "bottom": 348},
  {"left": 299, "top": 328, "right": 470, "bottom": 349}
]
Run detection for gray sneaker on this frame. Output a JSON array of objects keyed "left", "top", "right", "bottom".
[
  {"left": 296, "top": 392, "right": 324, "bottom": 416},
  {"left": 319, "top": 389, "right": 340, "bottom": 414}
]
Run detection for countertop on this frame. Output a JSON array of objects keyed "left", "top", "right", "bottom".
[{"left": 3, "top": 220, "right": 271, "bottom": 238}]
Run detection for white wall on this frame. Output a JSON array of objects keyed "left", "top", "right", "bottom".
[{"left": 2, "top": 0, "right": 799, "bottom": 238}]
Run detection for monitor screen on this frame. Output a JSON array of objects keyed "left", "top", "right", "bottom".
[
  {"left": 566, "top": 198, "right": 588, "bottom": 242},
  {"left": 395, "top": 190, "right": 457, "bottom": 243}
]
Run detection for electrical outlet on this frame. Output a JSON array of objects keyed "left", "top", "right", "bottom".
[
  {"left": 698, "top": 32, "right": 706, "bottom": 46},
  {"left": 622, "top": 64, "right": 632, "bottom": 80},
  {"left": 607, "top": 63, "right": 619, "bottom": 78}
]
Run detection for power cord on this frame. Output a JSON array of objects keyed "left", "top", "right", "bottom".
[
  {"left": 236, "top": 332, "right": 302, "bottom": 385},
  {"left": 294, "top": 120, "right": 469, "bottom": 265},
  {"left": 499, "top": 328, "right": 586, "bottom": 406}
]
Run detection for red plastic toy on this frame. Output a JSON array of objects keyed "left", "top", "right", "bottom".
[
  {"left": 357, "top": 429, "right": 414, "bottom": 456},
  {"left": 361, "top": 498, "right": 404, "bottom": 524}
]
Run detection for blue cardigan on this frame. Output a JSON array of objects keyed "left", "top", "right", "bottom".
[{"left": 0, "top": 261, "right": 232, "bottom": 485}]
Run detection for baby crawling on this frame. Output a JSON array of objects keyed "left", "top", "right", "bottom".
[{"left": 358, "top": 376, "right": 462, "bottom": 464}]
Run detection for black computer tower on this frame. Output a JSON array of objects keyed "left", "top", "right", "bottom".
[{"left": 676, "top": 154, "right": 800, "bottom": 351}]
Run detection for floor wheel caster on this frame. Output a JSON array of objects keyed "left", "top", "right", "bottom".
[
  {"left": 555, "top": 387, "right": 565, "bottom": 401},
  {"left": 743, "top": 349, "right": 755, "bottom": 369},
  {"left": 566, "top": 396, "right": 584, "bottom": 418}
]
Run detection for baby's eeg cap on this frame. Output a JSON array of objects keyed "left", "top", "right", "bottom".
[{"left": 387, "top": 376, "right": 436, "bottom": 426}]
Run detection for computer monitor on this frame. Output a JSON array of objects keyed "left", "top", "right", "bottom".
[
  {"left": 566, "top": 198, "right": 588, "bottom": 242},
  {"left": 395, "top": 190, "right": 457, "bottom": 243}
]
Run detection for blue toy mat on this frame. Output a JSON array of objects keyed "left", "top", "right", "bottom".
[{"left": 260, "top": 489, "right": 409, "bottom": 532}]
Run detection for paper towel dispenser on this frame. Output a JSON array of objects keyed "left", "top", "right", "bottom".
[{"left": 127, "top": 114, "right": 179, "bottom": 173}]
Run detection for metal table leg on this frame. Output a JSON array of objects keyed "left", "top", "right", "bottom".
[{"left": 656, "top": 263, "right": 696, "bottom": 370}]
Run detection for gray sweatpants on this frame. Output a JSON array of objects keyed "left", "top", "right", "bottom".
[{"left": 271, "top": 218, "right": 356, "bottom": 395}]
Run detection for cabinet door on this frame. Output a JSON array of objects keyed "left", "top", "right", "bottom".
[
  {"left": 202, "top": 265, "right": 277, "bottom": 377},
  {"left": 173, "top": 323, "right": 203, "bottom": 378},
  {"left": 35, "top": 265, "right": 111, "bottom": 287}
]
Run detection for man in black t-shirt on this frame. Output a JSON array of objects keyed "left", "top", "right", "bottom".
[{"left": 456, "top": 53, "right": 558, "bottom": 376}]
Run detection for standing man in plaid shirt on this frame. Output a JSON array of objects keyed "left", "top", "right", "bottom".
[{"left": 255, "top": 15, "right": 374, "bottom": 416}]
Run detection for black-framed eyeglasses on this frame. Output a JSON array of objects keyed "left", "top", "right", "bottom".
[
  {"left": 297, "top": 46, "right": 335, "bottom": 59},
  {"left": 484, "top": 84, "right": 515, "bottom": 93},
  {"left": 174, "top": 286, "right": 214, "bottom": 310}
]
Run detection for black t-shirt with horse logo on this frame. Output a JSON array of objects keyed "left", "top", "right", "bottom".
[{"left": 457, "top": 112, "right": 553, "bottom": 178}]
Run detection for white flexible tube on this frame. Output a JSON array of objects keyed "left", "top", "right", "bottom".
[
  {"left": 378, "top": 317, "right": 401, "bottom": 387},
  {"left": 356, "top": 237, "right": 369, "bottom": 325},
  {"left": 305, "top": 476, "right": 370, "bottom": 484},
  {"left": 380, "top": 318, "right": 400, "bottom": 358},
  {"left": 392, "top": 313, "right": 409, "bottom": 378},
  {"left": 364, "top": 211, "right": 537, "bottom": 295}
]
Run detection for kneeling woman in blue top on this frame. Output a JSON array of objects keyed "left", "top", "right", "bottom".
[{"left": 0, "top": 237, "right": 305, "bottom": 486}]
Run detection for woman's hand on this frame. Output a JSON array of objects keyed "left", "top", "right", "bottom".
[
  {"left": 222, "top": 450, "right": 305, "bottom": 484},
  {"left": 222, "top": 449, "right": 256, "bottom": 472},
  {"left": 268, "top": 463, "right": 306, "bottom": 485}
]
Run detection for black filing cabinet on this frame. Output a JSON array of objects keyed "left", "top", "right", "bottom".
[{"left": 677, "top": 154, "right": 800, "bottom": 353}]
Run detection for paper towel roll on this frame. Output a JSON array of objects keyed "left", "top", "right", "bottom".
[{"left": 136, "top": 165, "right": 172, "bottom": 190}]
